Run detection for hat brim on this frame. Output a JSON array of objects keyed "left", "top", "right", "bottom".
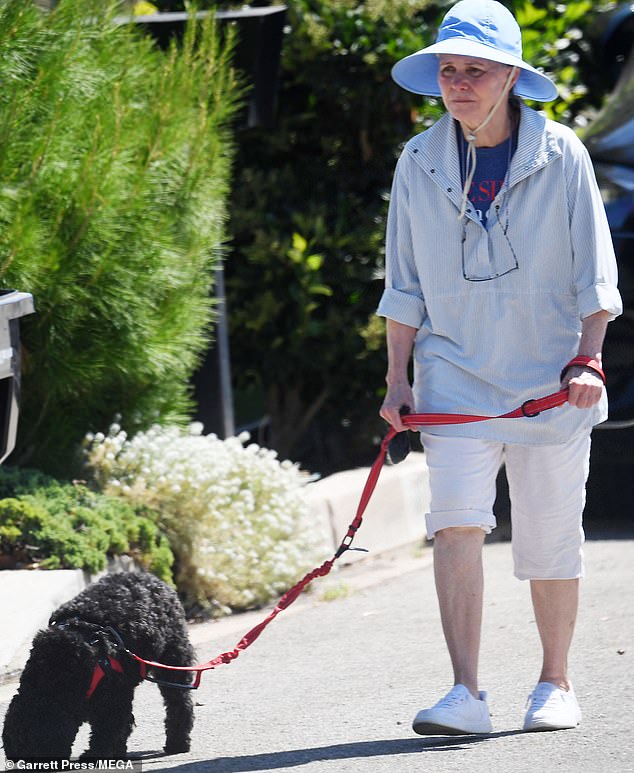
[{"left": 391, "top": 38, "right": 558, "bottom": 102}]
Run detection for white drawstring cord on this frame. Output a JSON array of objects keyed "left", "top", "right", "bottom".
[{"left": 457, "top": 66, "right": 518, "bottom": 220}]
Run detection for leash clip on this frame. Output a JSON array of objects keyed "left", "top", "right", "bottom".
[
  {"left": 334, "top": 529, "right": 369, "bottom": 558},
  {"left": 335, "top": 544, "right": 369, "bottom": 559},
  {"left": 97, "top": 655, "right": 120, "bottom": 676},
  {"left": 335, "top": 536, "right": 353, "bottom": 558}
]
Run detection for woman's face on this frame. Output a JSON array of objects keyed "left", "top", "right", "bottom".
[{"left": 437, "top": 54, "right": 516, "bottom": 129}]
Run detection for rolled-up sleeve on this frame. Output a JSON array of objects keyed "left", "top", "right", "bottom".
[
  {"left": 376, "top": 151, "right": 427, "bottom": 329},
  {"left": 377, "top": 287, "right": 426, "bottom": 328},
  {"left": 567, "top": 141, "right": 623, "bottom": 321}
]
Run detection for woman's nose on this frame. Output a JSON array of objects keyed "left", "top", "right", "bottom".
[{"left": 451, "top": 73, "right": 470, "bottom": 89}]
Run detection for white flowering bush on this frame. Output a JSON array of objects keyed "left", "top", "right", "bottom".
[{"left": 84, "top": 423, "right": 328, "bottom": 615}]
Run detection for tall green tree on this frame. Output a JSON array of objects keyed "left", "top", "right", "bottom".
[{"left": 0, "top": 0, "right": 239, "bottom": 476}]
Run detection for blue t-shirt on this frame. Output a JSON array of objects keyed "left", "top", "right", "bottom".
[{"left": 458, "top": 126, "right": 518, "bottom": 226}]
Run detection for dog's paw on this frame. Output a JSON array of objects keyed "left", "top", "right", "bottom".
[{"left": 164, "top": 739, "right": 191, "bottom": 755}]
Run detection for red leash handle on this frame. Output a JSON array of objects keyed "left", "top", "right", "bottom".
[
  {"left": 118, "top": 387, "right": 570, "bottom": 684},
  {"left": 560, "top": 356, "right": 606, "bottom": 385}
]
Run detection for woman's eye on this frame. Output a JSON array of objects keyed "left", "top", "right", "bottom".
[{"left": 439, "top": 65, "right": 486, "bottom": 79}]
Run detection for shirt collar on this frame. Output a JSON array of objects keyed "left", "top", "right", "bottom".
[{"left": 406, "top": 102, "right": 563, "bottom": 198}]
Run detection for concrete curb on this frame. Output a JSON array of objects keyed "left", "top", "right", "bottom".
[
  {"left": 0, "top": 452, "right": 431, "bottom": 682},
  {"left": 0, "top": 568, "right": 87, "bottom": 681},
  {"left": 304, "top": 451, "right": 430, "bottom": 562},
  {"left": 0, "top": 556, "right": 138, "bottom": 683}
]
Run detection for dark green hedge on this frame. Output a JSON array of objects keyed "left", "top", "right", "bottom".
[{"left": 0, "top": 466, "right": 174, "bottom": 581}]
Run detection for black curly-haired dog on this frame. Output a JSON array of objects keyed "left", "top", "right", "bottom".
[{"left": 2, "top": 572, "right": 195, "bottom": 760}]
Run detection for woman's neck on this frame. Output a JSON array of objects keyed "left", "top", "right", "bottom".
[{"left": 460, "top": 102, "right": 519, "bottom": 148}]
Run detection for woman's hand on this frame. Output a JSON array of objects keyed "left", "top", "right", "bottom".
[
  {"left": 380, "top": 381, "right": 415, "bottom": 431},
  {"left": 562, "top": 366, "right": 604, "bottom": 409},
  {"left": 563, "top": 312, "right": 610, "bottom": 409}
]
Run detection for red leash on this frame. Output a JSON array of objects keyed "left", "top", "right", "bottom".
[{"left": 114, "top": 388, "right": 570, "bottom": 687}]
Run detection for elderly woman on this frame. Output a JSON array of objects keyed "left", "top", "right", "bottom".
[{"left": 378, "top": 0, "right": 622, "bottom": 735}]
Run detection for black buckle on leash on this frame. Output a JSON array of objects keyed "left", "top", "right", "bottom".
[{"left": 520, "top": 399, "right": 541, "bottom": 418}]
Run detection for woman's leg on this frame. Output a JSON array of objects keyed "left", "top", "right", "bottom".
[
  {"left": 505, "top": 432, "right": 590, "bottom": 652},
  {"left": 434, "top": 526, "right": 487, "bottom": 697},
  {"left": 422, "top": 433, "right": 504, "bottom": 695},
  {"left": 505, "top": 433, "right": 590, "bottom": 730},
  {"left": 530, "top": 578, "right": 579, "bottom": 689}
]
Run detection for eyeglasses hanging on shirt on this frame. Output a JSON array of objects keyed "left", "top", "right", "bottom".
[
  {"left": 458, "top": 125, "right": 519, "bottom": 282},
  {"left": 461, "top": 206, "right": 519, "bottom": 281}
]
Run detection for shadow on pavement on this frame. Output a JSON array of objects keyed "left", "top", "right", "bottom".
[{"left": 146, "top": 730, "right": 526, "bottom": 772}]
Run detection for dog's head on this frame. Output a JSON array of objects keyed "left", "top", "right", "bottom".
[
  {"left": 3, "top": 694, "right": 79, "bottom": 760},
  {"left": 2, "top": 627, "right": 95, "bottom": 759}
]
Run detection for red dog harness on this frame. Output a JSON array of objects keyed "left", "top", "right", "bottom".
[
  {"left": 109, "top": 382, "right": 594, "bottom": 688},
  {"left": 86, "top": 656, "right": 125, "bottom": 700}
]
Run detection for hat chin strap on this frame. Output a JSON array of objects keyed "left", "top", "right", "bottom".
[{"left": 458, "top": 66, "right": 518, "bottom": 220}]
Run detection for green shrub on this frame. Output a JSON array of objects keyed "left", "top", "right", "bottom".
[
  {"left": 0, "top": 466, "right": 174, "bottom": 581},
  {"left": 0, "top": 0, "right": 239, "bottom": 477},
  {"left": 84, "top": 423, "right": 329, "bottom": 616}
]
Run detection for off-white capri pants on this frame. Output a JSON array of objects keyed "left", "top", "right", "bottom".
[{"left": 421, "top": 431, "right": 591, "bottom": 580}]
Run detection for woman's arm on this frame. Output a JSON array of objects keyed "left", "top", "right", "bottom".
[
  {"left": 379, "top": 318, "right": 418, "bottom": 431},
  {"left": 563, "top": 309, "right": 611, "bottom": 409}
]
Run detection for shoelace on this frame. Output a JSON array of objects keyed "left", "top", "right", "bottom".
[
  {"left": 436, "top": 689, "right": 468, "bottom": 709},
  {"left": 527, "top": 684, "right": 556, "bottom": 709}
]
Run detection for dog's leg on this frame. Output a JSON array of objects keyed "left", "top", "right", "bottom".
[
  {"left": 155, "top": 637, "right": 195, "bottom": 755},
  {"left": 81, "top": 684, "right": 135, "bottom": 760},
  {"left": 158, "top": 681, "right": 194, "bottom": 755}
]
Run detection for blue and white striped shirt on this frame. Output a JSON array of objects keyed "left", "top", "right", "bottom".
[{"left": 377, "top": 102, "right": 623, "bottom": 444}]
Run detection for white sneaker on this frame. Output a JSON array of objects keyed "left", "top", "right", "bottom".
[
  {"left": 523, "top": 682, "right": 582, "bottom": 732},
  {"left": 412, "top": 684, "right": 492, "bottom": 736}
]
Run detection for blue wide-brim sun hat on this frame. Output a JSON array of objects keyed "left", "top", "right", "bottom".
[{"left": 392, "top": 0, "right": 558, "bottom": 102}]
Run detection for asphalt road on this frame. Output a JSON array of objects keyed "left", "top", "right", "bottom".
[{"left": 1, "top": 538, "right": 633, "bottom": 773}]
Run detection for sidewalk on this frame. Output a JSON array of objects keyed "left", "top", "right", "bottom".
[{"left": 2, "top": 537, "right": 631, "bottom": 773}]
